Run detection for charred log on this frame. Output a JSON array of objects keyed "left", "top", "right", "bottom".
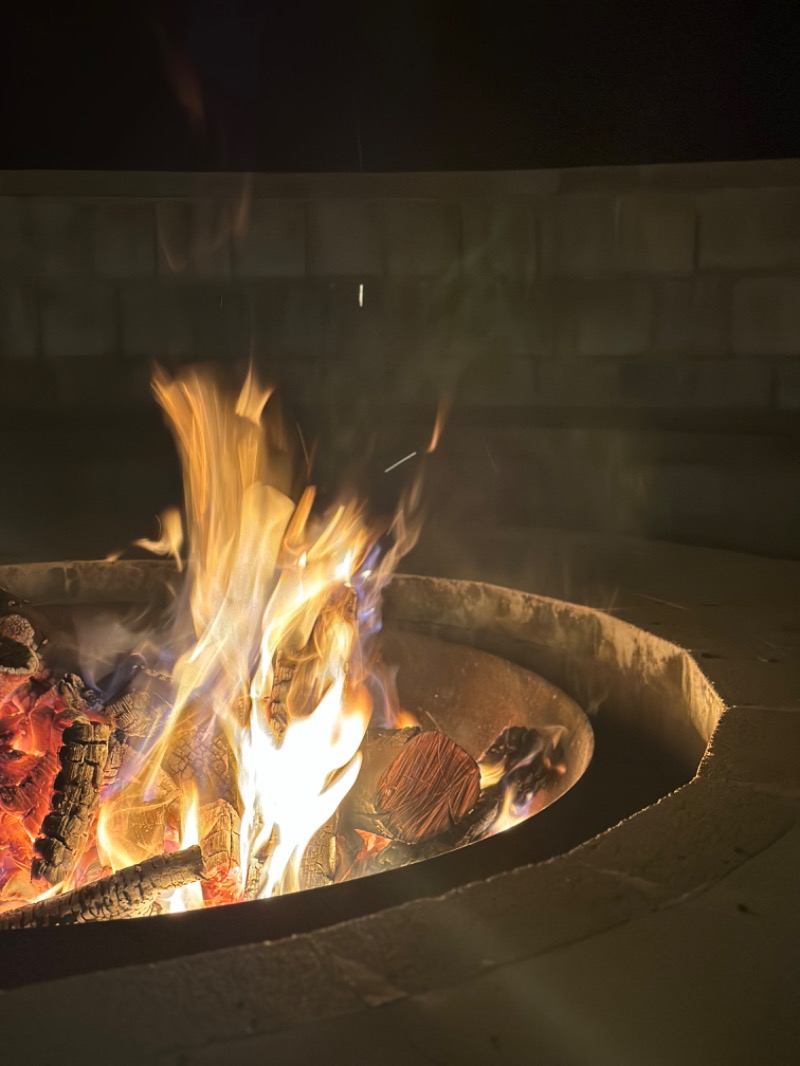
[
  {"left": 0, "top": 750, "right": 58, "bottom": 815},
  {"left": 298, "top": 814, "right": 339, "bottom": 891},
  {"left": 198, "top": 798, "right": 239, "bottom": 876},
  {"left": 451, "top": 726, "right": 568, "bottom": 846},
  {"left": 31, "top": 718, "right": 110, "bottom": 885},
  {"left": 0, "top": 845, "right": 205, "bottom": 928},
  {"left": 266, "top": 585, "right": 358, "bottom": 741},
  {"left": 0, "top": 615, "right": 39, "bottom": 700},
  {"left": 164, "top": 726, "right": 237, "bottom": 808}
]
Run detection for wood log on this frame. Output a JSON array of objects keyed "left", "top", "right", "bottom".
[
  {"left": 0, "top": 615, "right": 39, "bottom": 700},
  {"left": 266, "top": 585, "right": 358, "bottom": 741},
  {"left": 0, "top": 750, "right": 58, "bottom": 815},
  {"left": 31, "top": 717, "right": 110, "bottom": 885},
  {"left": 198, "top": 798, "right": 239, "bottom": 876},
  {"left": 341, "top": 727, "right": 569, "bottom": 881},
  {"left": 298, "top": 814, "right": 339, "bottom": 891},
  {"left": 164, "top": 725, "right": 237, "bottom": 808},
  {"left": 372, "top": 731, "right": 481, "bottom": 844},
  {"left": 0, "top": 846, "right": 205, "bottom": 928}
]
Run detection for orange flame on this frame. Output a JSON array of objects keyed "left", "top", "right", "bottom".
[{"left": 104, "top": 365, "right": 422, "bottom": 904}]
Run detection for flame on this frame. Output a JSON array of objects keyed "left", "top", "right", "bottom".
[
  {"left": 168, "top": 789, "right": 204, "bottom": 912},
  {"left": 134, "top": 508, "right": 184, "bottom": 571},
  {"left": 487, "top": 786, "right": 528, "bottom": 835},
  {"left": 101, "top": 365, "right": 421, "bottom": 905},
  {"left": 426, "top": 393, "right": 452, "bottom": 454},
  {"left": 393, "top": 708, "right": 419, "bottom": 730}
]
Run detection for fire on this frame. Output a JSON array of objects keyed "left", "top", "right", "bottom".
[
  {"left": 168, "top": 789, "right": 203, "bottom": 912},
  {"left": 101, "top": 365, "right": 420, "bottom": 906},
  {"left": 0, "top": 363, "right": 577, "bottom": 927}
]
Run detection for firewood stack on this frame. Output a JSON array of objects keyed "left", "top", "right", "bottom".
[
  {"left": 0, "top": 606, "right": 207, "bottom": 928},
  {"left": 0, "top": 587, "right": 571, "bottom": 925}
]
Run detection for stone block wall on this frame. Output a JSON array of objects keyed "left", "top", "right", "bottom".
[{"left": 0, "top": 161, "right": 799, "bottom": 561}]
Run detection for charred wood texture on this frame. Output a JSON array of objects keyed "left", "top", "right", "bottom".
[
  {"left": 454, "top": 726, "right": 568, "bottom": 846},
  {"left": 0, "top": 846, "right": 205, "bottom": 928},
  {"left": 298, "top": 814, "right": 338, "bottom": 891},
  {"left": 0, "top": 750, "right": 58, "bottom": 815},
  {"left": 374, "top": 731, "right": 481, "bottom": 844},
  {"left": 31, "top": 718, "right": 110, "bottom": 885},
  {"left": 60, "top": 673, "right": 169, "bottom": 793},
  {"left": 267, "top": 585, "right": 358, "bottom": 741},
  {"left": 165, "top": 726, "right": 237, "bottom": 807},
  {"left": 0, "top": 615, "right": 39, "bottom": 700},
  {"left": 198, "top": 798, "right": 239, "bottom": 876},
  {"left": 103, "top": 690, "right": 167, "bottom": 791}
]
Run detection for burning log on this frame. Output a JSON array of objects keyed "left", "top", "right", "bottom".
[
  {"left": 0, "top": 845, "right": 205, "bottom": 928},
  {"left": 448, "top": 726, "right": 567, "bottom": 846},
  {"left": 298, "top": 815, "right": 339, "bottom": 891},
  {"left": 54, "top": 672, "right": 169, "bottom": 795},
  {"left": 266, "top": 585, "right": 358, "bottom": 741},
  {"left": 0, "top": 750, "right": 58, "bottom": 815},
  {"left": 341, "top": 726, "right": 568, "bottom": 881},
  {"left": 0, "top": 615, "right": 39, "bottom": 700},
  {"left": 31, "top": 718, "right": 110, "bottom": 885},
  {"left": 371, "top": 730, "right": 481, "bottom": 844},
  {"left": 103, "top": 690, "right": 168, "bottom": 791},
  {"left": 165, "top": 725, "right": 237, "bottom": 808},
  {"left": 198, "top": 798, "right": 239, "bottom": 876}
]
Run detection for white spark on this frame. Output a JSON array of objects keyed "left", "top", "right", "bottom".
[
  {"left": 384, "top": 451, "right": 417, "bottom": 473},
  {"left": 358, "top": 283, "right": 364, "bottom": 308}
]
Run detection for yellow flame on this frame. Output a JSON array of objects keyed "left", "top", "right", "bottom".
[
  {"left": 134, "top": 508, "right": 185, "bottom": 571},
  {"left": 426, "top": 393, "right": 452, "bottom": 454},
  {"left": 169, "top": 789, "right": 204, "bottom": 912},
  {"left": 99, "top": 365, "right": 422, "bottom": 905}
]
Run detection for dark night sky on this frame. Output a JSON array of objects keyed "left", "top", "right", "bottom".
[{"left": 3, "top": 1, "right": 799, "bottom": 171}]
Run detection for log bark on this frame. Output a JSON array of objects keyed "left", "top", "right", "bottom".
[
  {"left": 0, "top": 846, "right": 205, "bottom": 928},
  {"left": 31, "top": 717, "right": 110, "bottom": 885}
]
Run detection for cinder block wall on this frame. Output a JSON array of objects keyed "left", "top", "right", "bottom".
[{"left": 1, "top": 162, "right": 799, "bottom": 561}]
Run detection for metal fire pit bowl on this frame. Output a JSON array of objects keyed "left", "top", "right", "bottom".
[{"left": 0, "top": 560, "right": 714, "bottom": 990}]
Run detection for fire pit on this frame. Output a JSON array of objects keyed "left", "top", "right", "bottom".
[
  {"left": 0, "top": 557, "right": 592, "bottom": 919},
  {"left": 0, "top": 366, "right": 603, "bottom": 987},
  {"left": 0, "top": 367, "right": 718, "bottom": 994},
  {"left": 0, "top": 555, "right": 715, "bottom": 990}
]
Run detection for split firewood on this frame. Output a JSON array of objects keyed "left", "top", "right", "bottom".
[
  {"left": 31, "top": 717, "right": 110, "bottom": 885},
  {"left": 371, "top": 731, "right": 481, "bottom": 844},
  {"left": 0, "top": 845, "right": 205, "bottom": 928},
  {"left": 344, "top": 725, "right": 420, "bottom": 826},
  {"left": 0, "top": 615, "right": 39, "bottom": 700}
]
